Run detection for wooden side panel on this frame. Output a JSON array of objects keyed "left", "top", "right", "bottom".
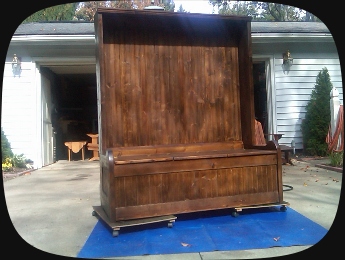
[
  {"left": 100, "top": 152, "right": 117, "bottom": 221},
  {"left": 238, "top": 21, "right": 255, "bottom": 147},
  {"left": 94, "top": 12, "right": 104, "bottom": 154}
]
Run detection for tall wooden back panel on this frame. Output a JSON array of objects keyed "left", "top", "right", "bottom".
[{"left": 95, "top": 9, "right": 255, "bottom": 153}]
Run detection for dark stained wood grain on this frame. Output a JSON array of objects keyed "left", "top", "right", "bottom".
[{"left": 99, "top": 24, "right": 244, "bottom": 149}]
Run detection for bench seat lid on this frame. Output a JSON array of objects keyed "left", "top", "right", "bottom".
[{"left": 114, "top": 149, "right": 277, "bottom": 165}]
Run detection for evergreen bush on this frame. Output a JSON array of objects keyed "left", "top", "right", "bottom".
[
  {"left": 301, "top": 67, "right": 333, "bottom": 156},
  {"left": 1, "top": 128, "right": 13, "bottom": 163}
]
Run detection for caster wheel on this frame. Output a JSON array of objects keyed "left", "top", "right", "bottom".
[
  {"left": 168, "top": 222, "right": 173, "bottom": 228},
  {"left": 231, "top": 211, "right": 239, "bottom": 217},
  {"left": 112, "top": 230, "right": 119, "bottom": 237},
  {"left": 92, "top": 210, "right": 97, "bottom": 216},
  {"left": 280, "top": 205, "right": 287, "bottom": 212}
]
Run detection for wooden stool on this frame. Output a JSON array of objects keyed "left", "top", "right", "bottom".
[{"left": 87, "top": 134, "right": 99, "bottom": 161}]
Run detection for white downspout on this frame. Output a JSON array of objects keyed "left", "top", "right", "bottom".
[
  {"left": 266, "top": 57, "right": 277, "bottom": 140},
  {"left": 34, "top": 64, "right": 43, "bottom": 169}
]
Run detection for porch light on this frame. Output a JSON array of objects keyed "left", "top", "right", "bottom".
[
  {"left": 12, "top": 54, "right": 21, "bottom": 77},
  {"left": 144, "top": 0, "right": 164, "bottom": 10},
  {"left": 282, "top": 50, "right": 293, "bottom": 74}
]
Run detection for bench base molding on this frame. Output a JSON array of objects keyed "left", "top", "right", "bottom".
[{"left": 113, "top": 191, "right": 279, "bottom": 221}]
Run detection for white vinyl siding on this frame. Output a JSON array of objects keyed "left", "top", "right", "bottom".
[
  {"left": 1, "top": 61, "right": 40, "bottom": 167},
  {"left": 274, "top": 56, "right": 342, "bottom": 150}
]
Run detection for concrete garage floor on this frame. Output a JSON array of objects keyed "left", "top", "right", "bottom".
[{"left": 2, "top": 157, "right": 343, "bottom": 259}]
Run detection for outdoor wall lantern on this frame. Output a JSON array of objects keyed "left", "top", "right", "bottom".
[
  {"left": 12, "top": 54, "right": 21, "bottom": 77},
  {"left": 144, "top": 0, "right": 164, "bottom": 10},
  {"left": 282, "top": 50, "right": 293, "bottom": 74}
]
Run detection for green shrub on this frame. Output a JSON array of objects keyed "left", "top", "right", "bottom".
[
  {"left": 329, "top": 151, "right": 343, "bottom": 167},
  {"left": 301, "top": 68, "right": 333, "bottom": 156},
  {"left": 1, "top": 128, "right": 13, "bottom": 162},
  {"left": 11, "top": 153, "right": 27, "bottom": 168},
  {"left": 1, "top": 129, "right": 32, "bottom": 171}
]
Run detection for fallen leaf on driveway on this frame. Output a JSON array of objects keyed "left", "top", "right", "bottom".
[
  {"left": 303, "top": 182, "right": 307, "bottom": 186},
  {"left": 300, "top": 165, "right": 310, "bottom": 172}
]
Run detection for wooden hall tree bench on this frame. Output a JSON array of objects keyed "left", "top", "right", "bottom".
[{"left": 94, "top": 8, "right": 287, "bottom": 226}]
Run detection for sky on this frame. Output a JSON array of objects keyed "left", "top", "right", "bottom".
[{"left": 174, "top": 0, "right": 218, "bottom": 14}]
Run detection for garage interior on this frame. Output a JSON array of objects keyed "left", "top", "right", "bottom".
[{"left": 41, "top": 64, "right": 97, "bottom": 161}]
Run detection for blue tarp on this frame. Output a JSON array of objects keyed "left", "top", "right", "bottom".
[{"left": 78, "top": 207, "right": 328, "bottom": 258}]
